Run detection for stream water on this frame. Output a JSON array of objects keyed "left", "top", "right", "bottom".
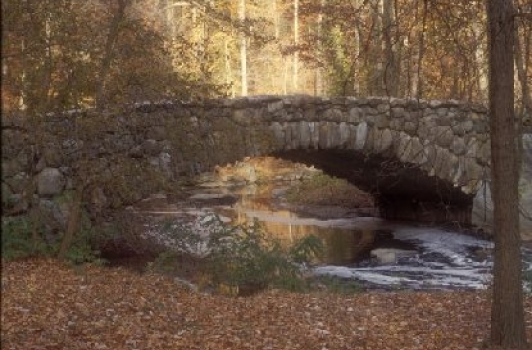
[{"left": 138, "top": 183, "right": 532, "bottom": 291}]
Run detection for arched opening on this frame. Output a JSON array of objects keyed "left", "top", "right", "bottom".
[{"left": 273, "top": 149, "right": 474, "bottom": 226}]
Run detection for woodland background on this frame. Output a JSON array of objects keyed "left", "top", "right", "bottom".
[{"left": 2, "top": 0, "right": 531, "bottom": 116}]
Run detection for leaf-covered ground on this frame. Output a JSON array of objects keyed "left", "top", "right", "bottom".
[{"left": 2, "top": 259, "right": 531, "bottom": 350}]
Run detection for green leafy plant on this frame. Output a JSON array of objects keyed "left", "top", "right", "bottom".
[
  {"left": 150, "top": 214, "right": 324, "bottom": 295},
  {"left": 204, "top": 216, "right": 323, "bottom": 295},
  {"left": 1, "top": 214, "right": 102, "bottom": 265},
  {"left": 63, "top": 226, "right": 103, "bottom": 265},
  {"left": 1, "top": 216, "right": 52, "bottom": 260}
]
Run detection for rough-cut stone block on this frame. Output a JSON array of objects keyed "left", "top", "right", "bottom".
[
  {"left": 404, "top": 121, "right": 417, "bottom": 134},
  {"left": 348, "top": 108, "right": 361, "bottom": 123},
  {"left": 391, "top": 107, "right": 405, "bottom": 118},
  {"left": 450, "top": 137, "right": 466, "bottom": 155},
  {"left": 269, "top": 122, "right": 285, "bottom": 148},
  {"left": 397, "top": 132, "right": 413, "bottom": 162},
  {"left": 378, "top": 129, "right": 393, "bottom": 153},
  {"left": 318, "top": 122, "right": 329, "bottom": 149},
  {"left": 284, "top": 123, "right": 292, "bottom": 149},
  {"left": 142, "top": 139, "right": 162, "bottom": 156},
  {"left": 377, "top": 103, "right": 389, "bottom": 113},
  {"left": 338, "top": 122, "right": 350, "bottom": 149},
  {"left": 452, "top": 120, "right": 473, "bottom": 136},
  {"left": 323, "top": 108, "right": 343, "bottom": 121},
  {"left": 290, "top": 123, "right": 300, "bottom": 149},
  {"left": 477, "top": 140, "right": 490, "bottom": 165},
  {"left": 299, "top": 122, "right": 310, "bottom": 149},
  {"left": 410, "top": 137, "right": 426, "bottom": 164},
  {"left": 355, "top": 122, "right": 368, "bottom": 150},
  {"left": 390, "top": 118, "right": 404, "bottom": 131},
  {"left": 348, "top": 125, "right": 358, "bottom": 149},
  {"left": 37, "top": 168, "right": 65, "bottom": 197},
  {"left": 465, "top": 137, "right": 479, "bottom": 158},
  {"left": 309, "top": 122, "right": 320, "bottom": 149},
  {"left": 373, "top": 114, "right": 390, "bottom": 128},
  {"left": 267, "top": 100, "right": 284, "bottom": 113},
  {"left": 304, "top": 108, "right": 317, "bottom": 121},
  {"left": 435, "top": 126, "right": 454, "bottom": 148}
]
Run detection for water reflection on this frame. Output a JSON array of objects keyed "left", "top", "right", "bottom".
[
  {"left": 220, "top": 191, "right": 418, "bottom": 266},
  {"left": 138, "top": 184, "right": 532, "bottom": 290}
]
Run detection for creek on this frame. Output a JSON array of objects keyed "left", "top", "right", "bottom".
[{"left": 136, "top": 182, "right": 532, "bottom": 292}]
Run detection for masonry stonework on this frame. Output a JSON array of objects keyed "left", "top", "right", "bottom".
[{"left": 4, "top": 95, "right": 529, "bottom": 235}]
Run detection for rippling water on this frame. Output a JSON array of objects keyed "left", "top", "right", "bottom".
[{"left": 138, "top": 185, "right": 532, "bottom": 291}]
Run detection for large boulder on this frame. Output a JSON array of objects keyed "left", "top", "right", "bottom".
[{"left": 472, "top": 134, "right": 532, "bottom": 240}]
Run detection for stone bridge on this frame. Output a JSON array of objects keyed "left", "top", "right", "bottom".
[
  {"left": 2, "top": 95, "right": 498, "bottom": 226},
  {"left": 136, "top": 95, "right": 492, "bottom": 223}
]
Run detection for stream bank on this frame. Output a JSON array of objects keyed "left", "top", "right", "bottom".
[{"left": 102, "top": 157, "right": 532, "bottom": 293}]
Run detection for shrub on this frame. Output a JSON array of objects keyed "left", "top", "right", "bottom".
[
  {"left": 150, "top": 214, "right": 324, "bottom": 295},
  {"left": 1, "top": 216, "right": 52, "bottom": 260},
  {"left": 1, "top": 215, "right": 101, "bottom": 265}
]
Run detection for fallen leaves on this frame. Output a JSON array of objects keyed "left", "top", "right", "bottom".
[{"left": 1, "top": 258, "right": 531, "bottom": 350}]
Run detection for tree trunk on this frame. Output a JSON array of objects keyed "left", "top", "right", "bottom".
[
  {"left": 95, "top": 0, "right": 128, "bottom": 110},
  {"left": 239, "top": 0, "right": 247, "bottom": 96},
  {"left": 293, "top": 0, "right": 299, "bottom": 92},
  {"left": 368, "top": 0, "right": 383, "bottom": 95},
  {"left": 58, "top": 188, "right": 84, "bottom": 260},
  {"left": 314, "top": 0, "right": 326, "bottom": 96},
  {"left": 487, "top": 0, "right": 528, "bottom": 348},
  {"left": 514, "top": 21, "right": 532, "bottom": 118},
  {"left": 352, "top": 0, "right": 361, "bottom": 96},
  {"left": 382, "top": 0, "right": 398, "bottom": 96},
  {"left": 415, "top": 0, "right": 427, "bottom": 99}
]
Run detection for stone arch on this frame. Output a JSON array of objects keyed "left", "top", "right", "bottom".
[{"left": 2, "top": 95, "right": 493, "bottom": 227}]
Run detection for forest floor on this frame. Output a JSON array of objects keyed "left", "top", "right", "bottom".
[{"left": 2, "top": 258, "right": 532, "bottom": 350}]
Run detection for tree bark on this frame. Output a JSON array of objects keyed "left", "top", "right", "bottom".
[
  {"left": 415, "top": 0, "right": 427, "bottom": 99},
  {"left": 239, "top": 0, "right": 247, "bottom": 96},
  {"left": 487, "top": 0, "right": 528, "bottom": 348},
  {"left": 58, "top": 188, "right": 84, "bottom": 260},
  {"left": 95, "top": 0, "right": 128, "bottom": 110},
  {"left": 382, "top": 0, "right": 398, "bottom": 96},
  {"left": 293, "top": 0, "right": 299, "bottom": 92}
]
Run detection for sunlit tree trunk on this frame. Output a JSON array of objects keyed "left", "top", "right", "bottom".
[
  {"left": 224, "top": 37, "right": 235, "bottom": 97},
  {"left": 473, "top": 18, "right": 488, "bottom": 101},
  {"left": 515, "top": 19, "right": 532, "bottom": 119},
  {"left": 487, "top": 0, "right": 528, "bottom": 348},
  {"left": 368, "top": 0, "right": 383, "bottom": 95},
  {"left": 239, "top": 0, "right": 247, "bottom": 96},
  {"left": 315, "top": 0, "right": 325, "bottom": 96},
  {"left": 415, "top": 0, "right": 427, "bottom": 99},
  {"left": 382, "top": 0, "right": 399, "bottom": 96},
  {"left": 272, "top": 0, "right": 280, "bottom": 39},
  {"left": 293, "top": 0, "right": 299, "bottom": 92},
  {"left": 352, "top": 0, "right": 360, "bottom": 96}
]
